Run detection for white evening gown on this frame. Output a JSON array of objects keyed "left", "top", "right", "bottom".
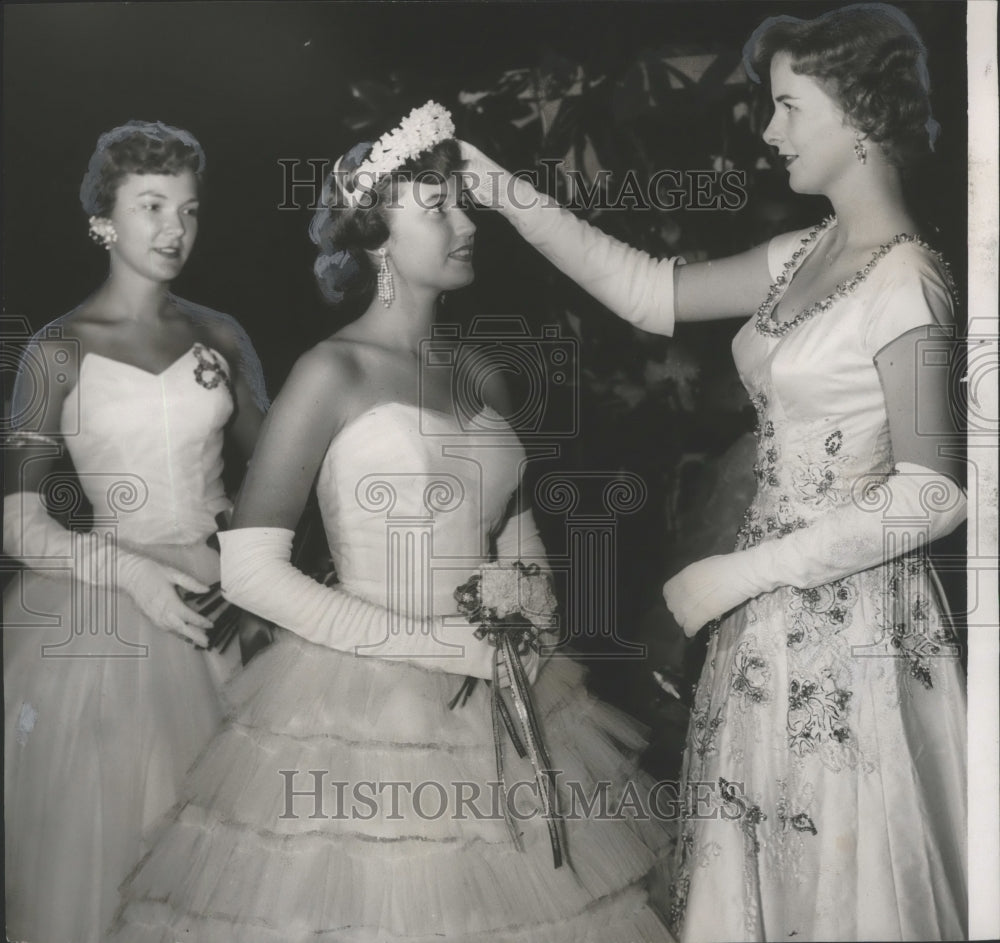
[
  {"left": 4, "top": 340, "right": 241, "bottom": 942},
  {"left": 668, "top": 223, "right": 967, "bottom": 941},
  {"left": 108, "top": 401, "right": 676, "bottom": 942}
]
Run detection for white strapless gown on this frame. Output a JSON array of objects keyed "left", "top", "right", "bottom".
[
  {"left": 4, "top": 344, "right": 237, "bottom": 943},
  {"left": 108, "top": 402, "right": 676, "bottom": 942}
]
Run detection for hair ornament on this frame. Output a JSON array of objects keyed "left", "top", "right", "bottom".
[{"left": 334, "top": 101, "right": 455, "bottom": 208}]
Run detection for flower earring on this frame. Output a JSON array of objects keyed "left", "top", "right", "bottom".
[
  {"left": 376, "top": 248, "right": 394, "bottom": 307},
  {"left": 853, "top": 134, "right": 867, "bottom": 165},
  {"left": 88, "top": 216, "right": 118, "bottom": 249}
]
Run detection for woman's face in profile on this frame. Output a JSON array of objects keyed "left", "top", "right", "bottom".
[
  {"left": 108, "top": 170, "right": 200, "bottom": 283},
  {"left": 383, "top": 173, "right": 477, "bottom": 296},
  {"left": 763, "top": 51, "right": 858, "bottom": 196}
]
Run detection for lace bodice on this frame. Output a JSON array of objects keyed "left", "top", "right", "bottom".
[{"left": 316, "top": 402, "right": 525, "bottom": 616}]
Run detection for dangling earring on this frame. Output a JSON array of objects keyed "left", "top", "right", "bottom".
[
  {"left": 88, "top": 216, "right": 118, "bottom": 249},
  {"left": 376, "top": 248, "right": 394, "bottom": 307},
  {"left": 853, "top": 134, "right": 867, "bottom": 165}
]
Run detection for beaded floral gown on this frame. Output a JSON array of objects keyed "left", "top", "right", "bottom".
[
  {"left": 667, "top": 221, "right": 967, "bottom": 942},
  {"left": 107, "top": 401, "right": 675, "bottom": 943},
  {"left": 4, "top": 323, "right": 246, "bottom": 943}
]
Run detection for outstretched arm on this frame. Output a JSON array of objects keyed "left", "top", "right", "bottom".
[
  {"left": 460, "top": 142, "right": 773, "bottom": 331},
  {"left": 222, "top": 345, "right": 497, "bottom": 678}
]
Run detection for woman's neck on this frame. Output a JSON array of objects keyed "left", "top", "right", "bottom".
[
  {"left": 825, "top": 160, "right": 916, "bottom": 250},
  {"left": 98, "top": 266, "right": 173, "bottom": 324},
  {"left": 360, "top": 290, "right": 438, "bottom": 356}
]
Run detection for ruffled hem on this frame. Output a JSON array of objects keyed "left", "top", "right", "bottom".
[
  {"left": 111, "top": 633, "right": 675, "bottom": 940},
  {"left": 114, "top": 884, "right": 672, "bottom": 942}
]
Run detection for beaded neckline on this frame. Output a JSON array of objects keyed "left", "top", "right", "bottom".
[{"left": 755, "top": 216, "right": 953, "bottom": 337}]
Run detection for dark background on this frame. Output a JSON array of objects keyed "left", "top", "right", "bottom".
[{"left": 2, "top": 1, "right": 968, "bottom": 386}]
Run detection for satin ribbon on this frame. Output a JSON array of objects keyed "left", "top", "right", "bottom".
[
  {"left": 494, "top": 631, "right": 564, "bottom": 869},
  {"left": 448, "top": 628, "right": 564, "bottom": 868}
]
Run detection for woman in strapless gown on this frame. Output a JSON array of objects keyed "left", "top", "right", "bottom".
[
  {"left": 3, "top": 121, "right": 267, "bottom": 943},
  {"left": 108, "top": 108, "right": 675, "bottom": 941},
  {"left": 457, "top": 6, "right": 968, "bottom": 940}
]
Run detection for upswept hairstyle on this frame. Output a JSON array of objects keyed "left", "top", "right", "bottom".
[{"left": 309, "top": 137, "right": 463, "bottom": 307}]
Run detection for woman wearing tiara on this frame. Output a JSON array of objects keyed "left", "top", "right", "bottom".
[
  {"left": 3, "top": 120, "right": 268, "bottom": 943},
  {"left": 108, "top": 102, "right": 675, "bottom": 942},
  {"left": 460, "top": 4, "right": 967, "bottom": 940}
]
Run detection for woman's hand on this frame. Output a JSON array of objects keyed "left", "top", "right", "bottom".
[
  {"left": 117, "top": 554, "right": 214, "bottom": 647},
  {"left": 237, "top": 611, "right": 274, "bottom": 666},
  {"left": 457, "top": 140, "right": 508, "bottom": 207},
  {"left": 662, "top": 554, "right": 759, "bottom": 637}
]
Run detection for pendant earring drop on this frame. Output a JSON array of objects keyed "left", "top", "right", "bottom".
[
  {"left": 376, "top": 248, "right": 395, "bottom": 307},
  {"left": 854, "top": 134, "right": 867, "bottom": 165},
  {"left": 88, "top": 216, "right": 118, "bottom": 249}
]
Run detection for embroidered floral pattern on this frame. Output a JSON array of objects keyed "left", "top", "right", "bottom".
[
  {"left": 787, "top": 579, "right": 858, "bottom": 650},
  {"left": 787, "top": 671, "right": 853, "bottom": 757},
  {"left": 731, "top": 642, "right": 771, "bottom": 705},
  {"left": 720, "top": 777, "right": 767, "bottom": 854},
  {"left": 824, "top": 430, "right": 843, "bottom": 455},
  {"left": 749, "top": 391, "right": 780, "bottom": 489},
  {"left": 690, "top": 704, "right": 725, "bottom": 759},
  {"left": 864, "top": 554, "right": 962, "bottom": 692},
  {"left": 792, "top": 460, "right": 845, "bottom": 509},
  {"left": 737, "top": 501, "right": 808, "bottom": 550}
]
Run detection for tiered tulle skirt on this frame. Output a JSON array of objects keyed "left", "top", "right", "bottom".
[
  {"left": 109, "top": 631, "right": 676, "bottom": 941},
  {"left": 4, "top": 541, "right": 228, "bottom": 943}
]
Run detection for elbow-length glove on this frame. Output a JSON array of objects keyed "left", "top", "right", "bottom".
[
  {"left": 3, "top": 490, "right": 213, "bottom": 645},
  {"left": 663, "top": 462, "right": 966, "bottom": 636},
  {"left": 218, "top": 527, "right": 497, "bottom": 679},
  {"left": 460, "top": 142, "right": 680, "bottom": 337}
]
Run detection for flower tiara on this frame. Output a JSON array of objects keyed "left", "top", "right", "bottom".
[{"left": 331, "top": 101, "right": 456, "bottom": 208}]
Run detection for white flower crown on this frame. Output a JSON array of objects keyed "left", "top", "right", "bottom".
[{"left": 354, "top": 100, "right": 455, "bottom": 183}]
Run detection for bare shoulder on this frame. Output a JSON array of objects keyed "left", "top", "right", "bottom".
[{"left": 273, "top": 337, "right": 364, "bottom": 424}]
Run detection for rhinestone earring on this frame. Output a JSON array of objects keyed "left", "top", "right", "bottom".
[
  {"left": 88, "top": 216, "right": 118, "bottom": 249},
  {"left": 853, "top": 134, "right": 867, "bottom": 165},
  {"left": 376, "top": 248, "right": 394, "bottom": 307}
]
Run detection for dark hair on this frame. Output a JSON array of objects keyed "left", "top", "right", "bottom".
[
  {"left": 744, "top": 3, "right": 937, "bottom": 168},
  {"left": 80, "top": 121, "right": 205, "bottom": 216},
  {"left": 310, "top": 137, "right": 463, "bottom": 307}
]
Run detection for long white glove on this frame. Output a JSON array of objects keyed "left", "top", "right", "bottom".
[
  {"left": 218, "top": 527, "right": 497, "bottom": 679},
  {"left": 663, "top": 462, "right": 966, "bottom": 635},
  {"left": 460, "top": 141, "right": 680, "bottom": 337},
  {"left": 3, "top": 490, "right": 213, "bottom": 646}
]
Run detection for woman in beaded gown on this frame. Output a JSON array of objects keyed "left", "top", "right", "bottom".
[
  {"left": 460, "top": 4, "right": 967, "bottom": 940},
  {"left": 3, "top": 121, "right": 268, "bottom": 943},
  {"left": 107, "top": 108, "right": 675, "bottom": 941}
]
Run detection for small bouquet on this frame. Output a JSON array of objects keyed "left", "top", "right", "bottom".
[{"left": 451, "top": 561, "right": 564, "bottom": 867}]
